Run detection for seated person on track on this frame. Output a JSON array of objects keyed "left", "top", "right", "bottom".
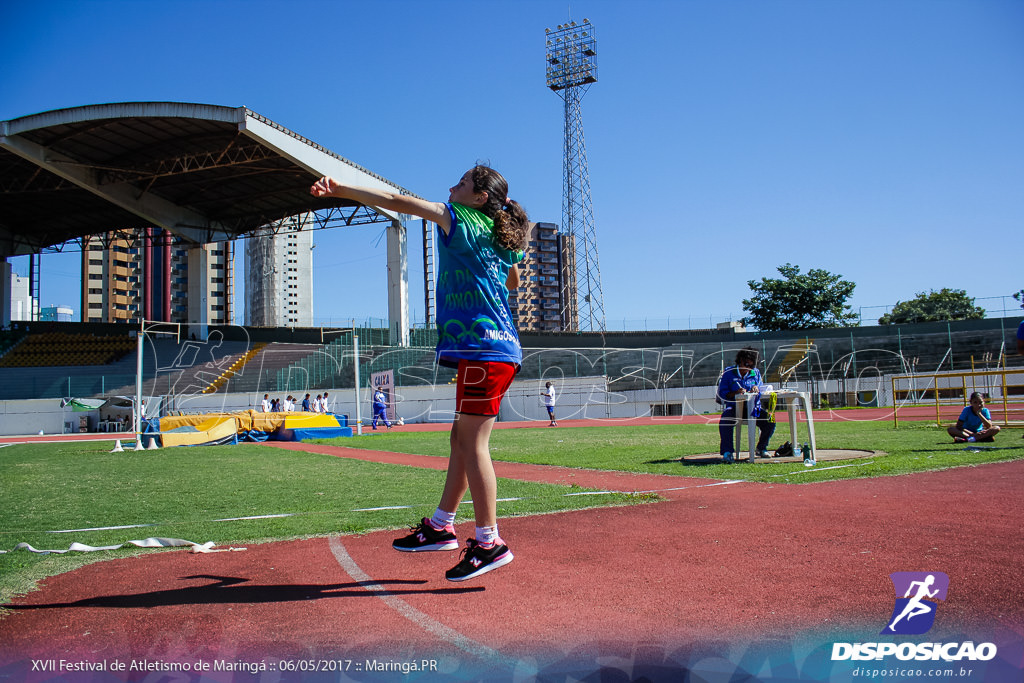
[{"left": 947, "top": 392, "right": 1000, "bottom": 443}]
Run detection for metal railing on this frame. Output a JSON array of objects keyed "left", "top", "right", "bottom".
[{"left": 890, "top": 368, "right": 1024, "bottom": 428}]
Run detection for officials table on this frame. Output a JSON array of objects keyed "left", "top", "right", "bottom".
[{"left": 734, "top": 389, "right": 817, "bottom": 461}]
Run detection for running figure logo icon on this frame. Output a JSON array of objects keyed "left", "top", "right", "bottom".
[{"left": 881, "top": 572, "right": 949, "bottom": 635}]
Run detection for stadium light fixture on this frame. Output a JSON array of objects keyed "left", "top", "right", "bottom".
[{"left": 544, "top": 20, "right": 598, "bottom": 92}]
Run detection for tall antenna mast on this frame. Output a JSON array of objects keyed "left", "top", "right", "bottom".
[{"left": 545, "top": 18, "right": 606, "bottom": 332}]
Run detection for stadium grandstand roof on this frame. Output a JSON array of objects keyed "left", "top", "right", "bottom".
[{"left": 0, "top": 102, "right": 416, "bottom": 258}]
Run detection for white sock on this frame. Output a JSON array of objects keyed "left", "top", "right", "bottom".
[
  {"left": 475, "top": 525, "right": 500, "bottom": 546},
  {"left": 430, "top": 508, "right": 456, "bottom": 530}
]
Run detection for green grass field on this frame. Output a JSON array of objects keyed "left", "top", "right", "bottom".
[
  {"left": 2, "top": 419, "right": 1021, "bottom": 610},
  {"left": 0, "top": 440, "right": 642, "bottom": 609},
  {"left": 323, "top": 419, "right": 1024, "bottom": 483}
]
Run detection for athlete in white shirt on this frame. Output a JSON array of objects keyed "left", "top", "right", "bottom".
[{"left": 541, "top": 382, "right": 557, "bottom": 427}]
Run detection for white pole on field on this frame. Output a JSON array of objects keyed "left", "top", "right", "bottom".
[
  {"left": 135, "top": 321, "right": 144, "bottom": 437},
  {"left": 352, "top": 335, "right": 363, "bottom": 435}
]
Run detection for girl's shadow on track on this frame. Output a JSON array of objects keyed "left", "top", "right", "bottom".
[{"left": 5, "top": 574, "right": 483, "bottom": 610}]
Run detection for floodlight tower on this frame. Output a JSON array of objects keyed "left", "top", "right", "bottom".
[{"left": 545, "top": 18, "right": 606, "bottom": 332}]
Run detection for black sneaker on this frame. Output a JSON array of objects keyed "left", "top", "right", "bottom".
[
  {"left": 445, "top": 539, "right": 514, "bottom": 582},
  {"left": 392, "top": 518, "right": 458, "bottom": 552}
]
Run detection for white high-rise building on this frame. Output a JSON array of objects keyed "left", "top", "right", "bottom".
[
  {"left": 9, "top": 272, "right": 36, "bottom": 321},
  {"left": 244, "top": 214, "right": 314, "bottom": 327}
]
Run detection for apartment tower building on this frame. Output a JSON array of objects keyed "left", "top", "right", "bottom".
[
  {"left": 81, "top": 229, "right": 233, "bottom": 325},
  {"left": 509, "top": 221, "right": 577, "bottom": 332}
]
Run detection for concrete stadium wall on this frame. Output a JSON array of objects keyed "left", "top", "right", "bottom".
[
  {"left": 0, "top": 398, "right": 102, "bottom": 436},
  {"left": 2, "top": 317, "right": 1020, "bottom": 402},
  {"left": 6, "top": 368, "right": 1021, "bottom": 437},
  {"left": 3, "top": 316, "right": 1020, "bottom": 433},
  {"left": 0, "top": 396, "right": 161, "bottom": 437}
]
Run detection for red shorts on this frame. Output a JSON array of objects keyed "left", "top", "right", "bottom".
[{"left": 455, "top": 359, "right": 517, "bottom": 417}]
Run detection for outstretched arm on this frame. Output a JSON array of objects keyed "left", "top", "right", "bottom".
[{"left": 311, "top": 177, "right": 451, "bottom": 233}]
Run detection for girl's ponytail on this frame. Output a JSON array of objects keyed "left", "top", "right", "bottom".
[
  {"left": 470, "top": 165, "right": 529, "bottom": 252},
  {"left": 493, "top": 198, "right": 528, "bottom": 252}
]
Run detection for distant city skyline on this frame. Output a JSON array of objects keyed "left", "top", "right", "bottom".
[
  {"left": 8, "top": 245, "right": 1020, "bottom": 330},
  {"left": 3, "top": 0, "right": 1021, "bottom": 329}
]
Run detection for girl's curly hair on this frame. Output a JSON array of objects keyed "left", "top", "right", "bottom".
[{"left": 470, "top": 165, "right": 528, "bottom": 252}]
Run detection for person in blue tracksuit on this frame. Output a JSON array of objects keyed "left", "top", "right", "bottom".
[
  {"left": 716, "top": 348, "right": 775, "bottom": 463},
  {"left": 371, "top": 387, "right": 391, "bottom": 430}
]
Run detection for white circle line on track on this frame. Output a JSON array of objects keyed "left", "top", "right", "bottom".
[
  {"left": 632, "top": 478, "right": 747, "bottom": 495},
  {"left": 326, "top": 535, "right": 527, "bottom": 672},
  {"left": 318, "top": 481, "right": 750, "bottom": 672}
]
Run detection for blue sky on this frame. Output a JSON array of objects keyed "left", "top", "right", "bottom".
[{"left": 3, "top": 0, "right": 1022, "bottom": 328}]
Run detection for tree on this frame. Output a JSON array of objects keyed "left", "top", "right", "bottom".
[
  {"left": 1014, "top": 289, "right": 1023, "bottom": 310},
  {"left": 741, "top": 263, "right": 858, "bottom": 331},
  {"left": 878, "top": 288, "right": 985, "bottom": 325}
]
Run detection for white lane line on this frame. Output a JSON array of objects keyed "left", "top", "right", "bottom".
[
  {"left": 326, "top": 535, "right": 527, "bottom": 672},
  {"left": 10, "top": 480, "right": 733, "bottom": 551},
  {"left": 633, "top": 478, "right": 748, "bottom": 495},
  {"left": 770, "top": 461, "right": 875, "bottom": 477},
  {"left": 49, "top": 524, "right": 157, "bottom": 533},
  {"left": 213, "top": 513, "right": 297, "bottom": 522}
]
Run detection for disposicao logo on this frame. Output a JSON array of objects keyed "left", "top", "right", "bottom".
[
  {"left": 831, "top": 571, "right": 998, "bottom": 663},
  {"left": 882, "top": 571, "right": 949, "bottom": 635}
]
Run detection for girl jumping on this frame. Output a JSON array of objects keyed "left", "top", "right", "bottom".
[{"left": 310, "top": 165, "right": 527, "bottom": 581}]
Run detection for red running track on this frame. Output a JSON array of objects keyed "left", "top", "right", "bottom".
[{"left": 1, "top": 429, "right": 1023, "bottom": 681}]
